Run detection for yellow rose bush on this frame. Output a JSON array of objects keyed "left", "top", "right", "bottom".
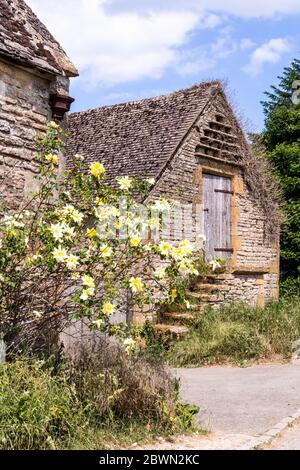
[{"left": 0, "top": 123, "right": 203, "bottom": 355}]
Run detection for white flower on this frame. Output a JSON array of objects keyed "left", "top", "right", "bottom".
[
  {"left": 71, "top": 210, "right": 84, "bottom": 225},
  {"left": 117, "top": 176, "right": 132, "bottom": 191},
  {"left": 100, "top": 244, "right": 113, "bottom": 258},
  {"left": 152, "top": 199, "right": 170, "bottom": 212},
  {"left": 61, "top": 204, "right": 76, "bottom": 215},
  {"left": 123, "top": 337, "right": 136, "bottom": 351},
  {"left": 82, "top": 274, "right": 95, "bottom": 288},
  {"left": 48, "top": 121, "right": 59, "bottom": 129},
  {"left": 52, "top": 247, "right": 68, "bottom": 263},
  {"left": 209, "top": 260, "right": 222, "bottom": 272},
  {"left": 92, "top": 319, "right": 104, "bottom": 329},
  {"left": 178, "top": 240, "right": 193, "bottom": 256},
  {"left": 80, "top": 288, "right": 95, "bottom": 301},
  {"left": 63, "top": 225, "right": 75, "bottom": 239},
  {"left": 65, "top": 255, "right": 79, "bottom": 270},
  {"left": 50, "top": 222, "right": 75, "bottom": 241},
  {"left": 32, "top": 310, "right": 43, "bottom": 319},
  {"left": 178, "top": 260, "right": 199, "bottom": 276},
  {"left": 74, "top": 153, "right": 84, "bottom": 161},
  {"left": 146, "top": 178, "right": 155, "bottom": 185},
  {"left": 50, "top": 223, "right": 65, "bottom": 241},
  {"left": 3, "top": 215, "right": 24, "bottom": 229},
  {"left": 159, "top": 241, "right": 172, "bottom": 256},
  {"left": 154, "top": 266, "right": 167, "bottom": 279}
]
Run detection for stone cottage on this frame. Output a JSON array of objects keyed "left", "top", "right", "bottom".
[
  {"left": 67, "top": 82, "right": 280, "bottom": 310},
  {"left": 0, "top": 0, "right": 77, "bottom": 207}
]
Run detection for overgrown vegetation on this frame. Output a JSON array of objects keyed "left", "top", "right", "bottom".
[
  {"left": 0, "top": 341, "right": 199, "bottom": 450},
  {"left": 150, "top": 297, "right": 300, "bottom": 367},
  {"left": 0, "top": 122, "right": 202, "bottom": 449}
]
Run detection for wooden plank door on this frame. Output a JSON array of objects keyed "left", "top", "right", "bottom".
[{"left": 202, "top": 173, "right": 232, "bottom": 261}]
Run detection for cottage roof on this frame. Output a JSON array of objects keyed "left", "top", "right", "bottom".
[
  {"left": 0, "top": 0, "right": 78, "bottom": 76},
  {"left": 66, "top": 81, "right": 223, "bottom": 183}
]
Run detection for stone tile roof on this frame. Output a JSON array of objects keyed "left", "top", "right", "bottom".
[
  {"left": 67, "top": 81, "right": 220, "bottom": 183},
  {"left": 0, "top": 0, "right": 78, "bottom": 76}
]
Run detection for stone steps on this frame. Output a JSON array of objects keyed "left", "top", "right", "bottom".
[
  {"left": 187, "top": 291, "right": 223, "bottom": 303},
  {"left": 160, "top": 311, "right": 195, "bottom": 325},
  {"left": 154, "top": 272, "right": 231, "bottom": 344},
  {"left": 153, "top": 323, "right": 189, "bottom": 341}
]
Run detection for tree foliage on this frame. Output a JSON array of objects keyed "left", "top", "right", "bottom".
[{"left": 261, "top": 59, "right": 300, "bottom": 282}]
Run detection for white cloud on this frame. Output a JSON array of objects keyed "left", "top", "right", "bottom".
[
  {"left": 240, "top": 38, "right": 256, "bottom": 50},
  {"left": 201, "top": 0, "right": 300, "bottom": 18},
  {"left": 106, "top": 0, "right": 300, "bottom": 18},
  {"left": 243, "top": 38, "right": 292, "bottom": 76},
  {"left": 176, "top": 28, "right": 237, "bottom": 76},
  {"left": 27, "top": 0, "right": 200, "bottom": 86},
  {"left": 26, "top": 0, "right": 298, "bottom": 87}
]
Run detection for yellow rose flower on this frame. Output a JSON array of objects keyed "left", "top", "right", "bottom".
[
  {"left": 117, "top": 176, "right": 132, "bottom": 191},
  {"left": 129, "top": 277, "right": 143, "bottom": 293},
  {"left": 90, "top": 162, "right": 105, "bottom": 178},
  {"left": 114, "top": 219, "right": 122, "bottom": 229},
  {"left": 65, "top": 255, "right": 79, "bottom": 270},
  {"left": 80, "top": 287, "right": 95, "bottom": 301},
  {"left": 100, "top": 244, "right": 112, "bottom": 258},
  {"left": 102, "top": 302, "right": 116, "bottom": 316},
  {"left": 45, "top": 153, "right": 59, "bottom": 165},
  {"left": 129, "top": 236, "right": 141, "bottom": 247},
  {"left": 159, "top": 241, "right": 172, "bottom": 256},
  {"left": 86, "top": 227, "right": 97, "bottom": 239},
  {"left": 82, "top": 274, "right": 95, "bottom": 288},
  {"left": 171, "top": 289, "right": 178, "bottom": 300}
]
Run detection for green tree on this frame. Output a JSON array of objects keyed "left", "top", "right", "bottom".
[{"left": 261, "top": 59, "right": 300, "bottom": 288}]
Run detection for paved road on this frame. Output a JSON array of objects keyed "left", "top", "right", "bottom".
[
  {"left": 174, "top": 362, "right": 300, "bottom": 438},
  {"left": 265, "top": 421, "right": 300, "bottom": 450}
]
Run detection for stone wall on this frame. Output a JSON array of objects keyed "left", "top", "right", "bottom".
[
  {"left": 148, "top": 91, "right": 279, "bottom": 306},
  {"left": 0, "top": 58, "right": 69, "bottom": 207}
]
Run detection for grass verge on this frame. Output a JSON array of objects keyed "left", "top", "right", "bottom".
[
  {"left": 0, "top": 339, "right": 199, "bottom": 450},
  {"left": 164, "top": 296, "right": 300, "bottom": 367}
]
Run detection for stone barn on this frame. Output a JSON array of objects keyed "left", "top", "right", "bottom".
[
  {"left": 0, "top": 1, "right": 280, "bottom": 328},
  {"left": 67, "top": 82, "right": 280, "bottom": 312},
  {"left": 0, "top": 0, "right": 77, "bottom": 207}
]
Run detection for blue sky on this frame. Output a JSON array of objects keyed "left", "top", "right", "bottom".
[{"left": 28, "top": 0, "right": 300, "bottom": 132}]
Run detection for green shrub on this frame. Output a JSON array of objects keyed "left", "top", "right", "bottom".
[
  {"left": 0, "top": 359, "right": 85, "bottom": 450},
  {"left": 168, "top": 297, "right": 300, "bottom": 366},
  {"left": 280, "top": 276, "right": 300, "bottom": 298},
  {"left": 0, "top": 343, "right": 198, "bottom": 450}
]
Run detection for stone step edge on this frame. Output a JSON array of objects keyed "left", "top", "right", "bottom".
[
  {"left": 153, "top": 324, "right": 189, "bottom": 335},
  {"left": 160, "top": 312, "right": 195, "bottom": 322},
  {"left": 238, "top": 408, "right": 300, "bottom": 450}
]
